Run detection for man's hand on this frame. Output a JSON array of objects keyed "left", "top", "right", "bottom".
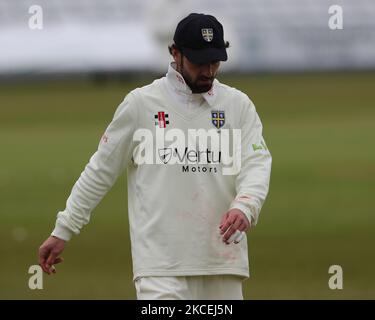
[
  {"left": 219, "top": 209, "right": 251, "bottom": 244},
  {"left": 38, "top": 236, "right": 65, "bottom": 275}
]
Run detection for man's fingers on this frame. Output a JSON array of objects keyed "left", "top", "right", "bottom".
[
  {"left": 237, "top": 220, "right": 247, "bottom": 232},
  {"left": 222, "top": 216, "right": 244, "bottom": 242},
  {"left": 38, "top": 246, "right": 48, "bottom": 265},
  {"left": 39, "top": 263, "right": 50, "bottom": 274},
  {"left": 38, "top": 236, "right": 66, "bottom": 275},
  {"left": 222, "top": 226, "right": 232, "bottom": 243},
  {"left": 231, "top": 218, "right": 243, "bottom": 233},
  {"left": 43, "top": 258, "right": 63, "bottom": 275},
  {"left": 38, "top": 247, "right": 51, "bottom": 274},
  {"left": 229, "top": 220, "right": 245, "bottom": 241},
  {"left": 39, "top": 257, "right": 47, "bottom": 272},
  {"left": 226, "top": 230, "right": 240, "bottom": 244},
  {"left": 239, "top": 224, "right": 248, "bottom": 232},
  {"left": 50, "top": 265, "right": 56, "bottom": 274},
  {"left": 234, "top": 231, "right": 245, "bottom": 244},
  {"left": 42, "top": 252, "right": 61, "bottom": 275},
  {"left": 46, "top": 250, "right": 60, "bottom": 270},
  {"left": 218, "top": 209, "right": 251, "bottom": 246},
  {"left": 220, "top": 215, "right": 249, "bottom": 244},
  {"left": 220, "top": 214, "right": 236, "bottom": 235},
  {"left": 219, "top": 212, "right": 229, "bottom": 228},
  {"left": 53, "top": 257, "right": 64, "bottom": 265},
  {"left": 219, "top": 209, "right": 251, "bottom": 244}
]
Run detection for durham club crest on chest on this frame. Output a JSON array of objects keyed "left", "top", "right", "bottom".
[{"left": 211, "top": 110, "right": 225, "bottom": 129}]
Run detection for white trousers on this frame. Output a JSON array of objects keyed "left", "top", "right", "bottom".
[{"left": 135, "top": 275, "right": 244, "bottom": 300}]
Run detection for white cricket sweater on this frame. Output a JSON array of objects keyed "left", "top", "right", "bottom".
[{"left": 52, "top": 63, "right": 272, "bottom": 280}]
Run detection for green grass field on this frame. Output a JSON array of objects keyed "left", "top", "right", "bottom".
[{"left": 0, "top": 72, "right": 374, "bottom": 299}]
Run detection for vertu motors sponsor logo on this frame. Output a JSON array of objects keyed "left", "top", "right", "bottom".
[{"left": 132, "top": 128, "right": 241, "bottom": 175}]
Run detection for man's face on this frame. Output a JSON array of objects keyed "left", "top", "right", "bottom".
[{"left": 173, "top": 48, "right": 221, "bottom": 93}]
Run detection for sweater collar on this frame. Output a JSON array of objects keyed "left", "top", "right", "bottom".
[{"left": 165, "top": 62, "right": 217, "bottom": 107}]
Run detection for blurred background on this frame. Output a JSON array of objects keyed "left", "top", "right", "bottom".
[{"left": 0, "top": 0, "right": 374, "bottom": 299}]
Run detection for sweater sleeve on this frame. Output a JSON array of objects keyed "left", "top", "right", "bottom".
[
  {"left": 229, "top": 95, "right": 272, "bottom": 226},
  {"left": 51, "top": 92, "right": 138, "bottom": 241}
]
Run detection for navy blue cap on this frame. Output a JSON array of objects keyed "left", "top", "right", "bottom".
[{"left": 173, "top": 13, "right": 228, "bottom": 64}]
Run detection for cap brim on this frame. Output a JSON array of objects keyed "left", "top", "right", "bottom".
[{"left": 182, "top": 47, "right": 228, "bottom": 65}]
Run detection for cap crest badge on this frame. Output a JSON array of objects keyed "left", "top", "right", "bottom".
[{"left": 201, "top": 28, "right": 213, "bottom": 42}]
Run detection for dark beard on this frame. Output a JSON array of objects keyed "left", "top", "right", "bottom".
[{"left": 182, "top": 72, "right": 214, "bottom": 93}]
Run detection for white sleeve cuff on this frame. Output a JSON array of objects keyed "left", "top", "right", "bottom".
[{"left": 51, "top": 222, "right": 74, "bottom": 241}]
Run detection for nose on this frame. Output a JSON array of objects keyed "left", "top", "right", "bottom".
[{"left": 202, "top": 63, "right": 215, "bottom": 77}]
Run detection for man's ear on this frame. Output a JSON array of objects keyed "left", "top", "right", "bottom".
[{"left": 171, "top": 45, "right": 181, "bottom": 63}]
